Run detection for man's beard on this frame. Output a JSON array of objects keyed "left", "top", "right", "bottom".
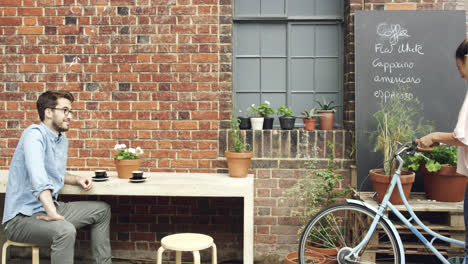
[{"left": 52, "top": 119, "right": 69, "bottom": 133}]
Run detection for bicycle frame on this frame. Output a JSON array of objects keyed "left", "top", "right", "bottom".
[{"left": 346, "top": 150, "right": 465, "bottom": 264}]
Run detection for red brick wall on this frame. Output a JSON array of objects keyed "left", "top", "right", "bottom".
[
  {"left": 1, "top": 0, "right": 467, "bottom": 263},
  {"left": 0, "top": 0, "right": 230, "bottom": 173}
]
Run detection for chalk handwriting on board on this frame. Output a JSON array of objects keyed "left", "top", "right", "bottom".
[{"left": 377, "top": 23, "right": 410, "bottom": 45}]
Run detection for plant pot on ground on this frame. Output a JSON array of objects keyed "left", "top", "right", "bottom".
[
  {"left": 306, "top": 241, "right": 342, "bottom": 264},
  {"left": 284, "top": 251, "right": 326, "bottom": 264},
  {"left": 225, "top": 113, "right": 252, "bottom": 178},
  {"left": 277, "top": 106, "right": 296, "bottom": 130}
]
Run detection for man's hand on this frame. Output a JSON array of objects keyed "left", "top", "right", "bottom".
[
  {"left": 77, "top": 176, "right": 93, "bottom": 192},
  {"left": 37, "top": 212, "right": 64, "bottom": 221}
]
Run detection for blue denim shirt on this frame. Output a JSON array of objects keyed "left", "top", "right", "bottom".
[{"left": 2, "top": 123, "right": 67, "bottom": 224}]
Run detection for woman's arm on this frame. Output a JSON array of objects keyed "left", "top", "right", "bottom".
[{"left": 418, "top": 132, "right": 467, "bottom": 147}]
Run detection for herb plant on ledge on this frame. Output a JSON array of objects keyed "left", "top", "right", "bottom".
[
  {"left": 225, "top": 113, "right": 252, "bottom": 178},
  {"left": 277, "top": 105, "right": 296, "bottom": 130},
  {"left": 316, "top": 99, "right": 337, "bottom": 130}
]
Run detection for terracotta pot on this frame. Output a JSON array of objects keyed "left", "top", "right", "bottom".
[
  {"left": 317, "top": 111, "right": 335, "bottom": 130},
  {"left": 284, "top": 251, "right": 326, "bottom": 264},
  {"left": 306, "top": 242, "right": 342, "bottom": 264},
  {"left": 114, "top": 159, "right": 141, "bottom": 179},
  {"left": 369, "top": 169, "right": 415, "bottom": 205},
  {"left": 263, "top": 117, "right": 274, "bottom": 129},
  {"left": 421, "top": 164, "right": 468, "bottom": 202},
  {"left": 303, "top": 118, "right": 317, "bottom": 131},
  {"left": 225, "top": 151, "right": 253, "bottom": 178}
]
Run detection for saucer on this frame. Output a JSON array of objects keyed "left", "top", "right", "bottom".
[
  {"left": 129, "top": 178, "right": 146, "bottom": 183},
  {"left": 92, "top": 177, "right": 109, "bottom": 182}
]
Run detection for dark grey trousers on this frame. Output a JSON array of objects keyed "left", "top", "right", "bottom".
[{"left": 4, "top": 201, "right": 112, "bottom": 264}]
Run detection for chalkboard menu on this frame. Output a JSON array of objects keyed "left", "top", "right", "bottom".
[{"left": 355, "top": 11, "right": 467, "bottom": 191}]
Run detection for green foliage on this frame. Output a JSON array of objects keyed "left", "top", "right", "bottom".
[
  {"left": 247, "top": 104, "right": 260, "bottom": 117},
  {"left": 114, "top": 151, "right": 139, "bottom": 160},
  {"left": 316, "top": 99, "right": 337, "bottom": 111},
  {"left": 287, "top": 142, "right": 352, "bottom": 244},
  {"left": 258, "top": 101, "right": 274, "bottom": 117},
  {"left": 403, "top": 145, "right": 457, "bottom": 172},
  {"left": 369, "top": 86, "right": 433, "bottom": 175},
  {"left": 276, "top": 105, "right": 293, "bottom": 117},
  {"left": 299, "top": 108, "right": 323, "bottom": 119},
  {"left": 229, "top": 113, "right": 249, "bottom": 152}
]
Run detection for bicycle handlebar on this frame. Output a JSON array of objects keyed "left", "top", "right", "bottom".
[{"left": 394, "top": 141, "right": 432, "bottom": 159}]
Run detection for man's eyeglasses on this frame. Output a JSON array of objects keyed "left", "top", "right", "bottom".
[{"left": 50, "top": 108, "right": 73, "bottom": 116}]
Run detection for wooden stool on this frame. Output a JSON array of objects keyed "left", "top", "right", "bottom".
[
  {"left": 156, "top": 233, "right": 217, "bottom": 264},
  {"left": 2, "top": 239, "right": 39, "bottom": 264}
]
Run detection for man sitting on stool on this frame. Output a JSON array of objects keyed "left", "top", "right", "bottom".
[{"left": 2, "top": 91, "right": 112, "bottom": 264}]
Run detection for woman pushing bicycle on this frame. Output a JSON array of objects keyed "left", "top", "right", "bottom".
[{"left": 417, "top": 39, "right": 468, "bottom": 264}]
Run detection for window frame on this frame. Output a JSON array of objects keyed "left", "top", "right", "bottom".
[{"left": 232, "top": 1, "right": 344, "bottom": 128}]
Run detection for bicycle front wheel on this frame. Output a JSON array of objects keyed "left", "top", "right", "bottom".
[{"left": 298, "top": 202, "right": 402, "bottom": 264}]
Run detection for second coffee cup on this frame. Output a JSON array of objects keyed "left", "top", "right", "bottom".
[
  {"left": 95, "top": 170, "right": 107, "bottom": 178},
  {"left": 131, "top": 171, "right": 144, "bottom": 179}
]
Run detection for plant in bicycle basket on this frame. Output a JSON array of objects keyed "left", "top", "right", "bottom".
[{"left": 287, "top": 142, "right": 351, "bottom": 249}]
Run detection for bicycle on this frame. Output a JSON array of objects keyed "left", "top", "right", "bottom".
[{"left": 298, "top": 141, "right": 466, "bottom": 264}]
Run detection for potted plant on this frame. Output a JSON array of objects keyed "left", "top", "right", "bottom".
[
  {"left": 277, "top": 106, "right": 295, "bottom": 130},
  {"left": 404, "top": 145, "right": 467, "bottom": 202},
  {"left": 369, "top": 87, "right": 433, "bottom": 204},
  {"left": 114, "top": 143, "right": 144, "bottom": 179},
  {"left": 286, "top": 142, "right": 351, "bottom": 264},
  {"left": 225, "top": 113, "right": 253, "bottom": 178},
  {"left": 316, "top": 99, "right": 337, "bottom": 130},
  {"left": 258, "top": 100, "right": 275, "bottom": 129},
  {"left": 237, "top": 110, "right": 251, "bottom": 130},
  {"left": 247, "top": 104, "right": 264, "bottom": 130},
  {"left": 299, "top": 108, "right": 322, "bottom": 131}
]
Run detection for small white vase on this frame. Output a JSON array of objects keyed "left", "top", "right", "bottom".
[{"left": 250, "top": 117, "right": 264, "bottom": 130}]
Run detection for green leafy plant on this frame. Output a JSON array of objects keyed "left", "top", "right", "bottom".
[
  {"left": 247, "top": 104, "right": 261, "bottom": 117},
  {"left": 287, "top": 142, "right": 352, "bottom": 245},
  {"left": 316, "top": 99, "right": 337, "bottom": 111},
  {"left": 229, "top": 113, "right": 249, "bottom": 152},
  {"left": 299, "top": 108, "right": 323, "bottom": 119},
  {"left": 276, "top": 106, "right": 293, "bottom": 117},
  {"left": 114, "top": 144, "right": 143, "bottom": 160},
  {"left": 369, "top": 86, "right": 433, "bottom": 175},
  {"left": 258, "top": 101, "right": 274, "bottom": 118},
  {"left": 404, "top": 145, "right": 457, "bottom": 172}
]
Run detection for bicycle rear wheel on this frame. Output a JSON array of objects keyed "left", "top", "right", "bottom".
[{"left": 298, "top": 202, "right": 402, "bottom": 264}]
